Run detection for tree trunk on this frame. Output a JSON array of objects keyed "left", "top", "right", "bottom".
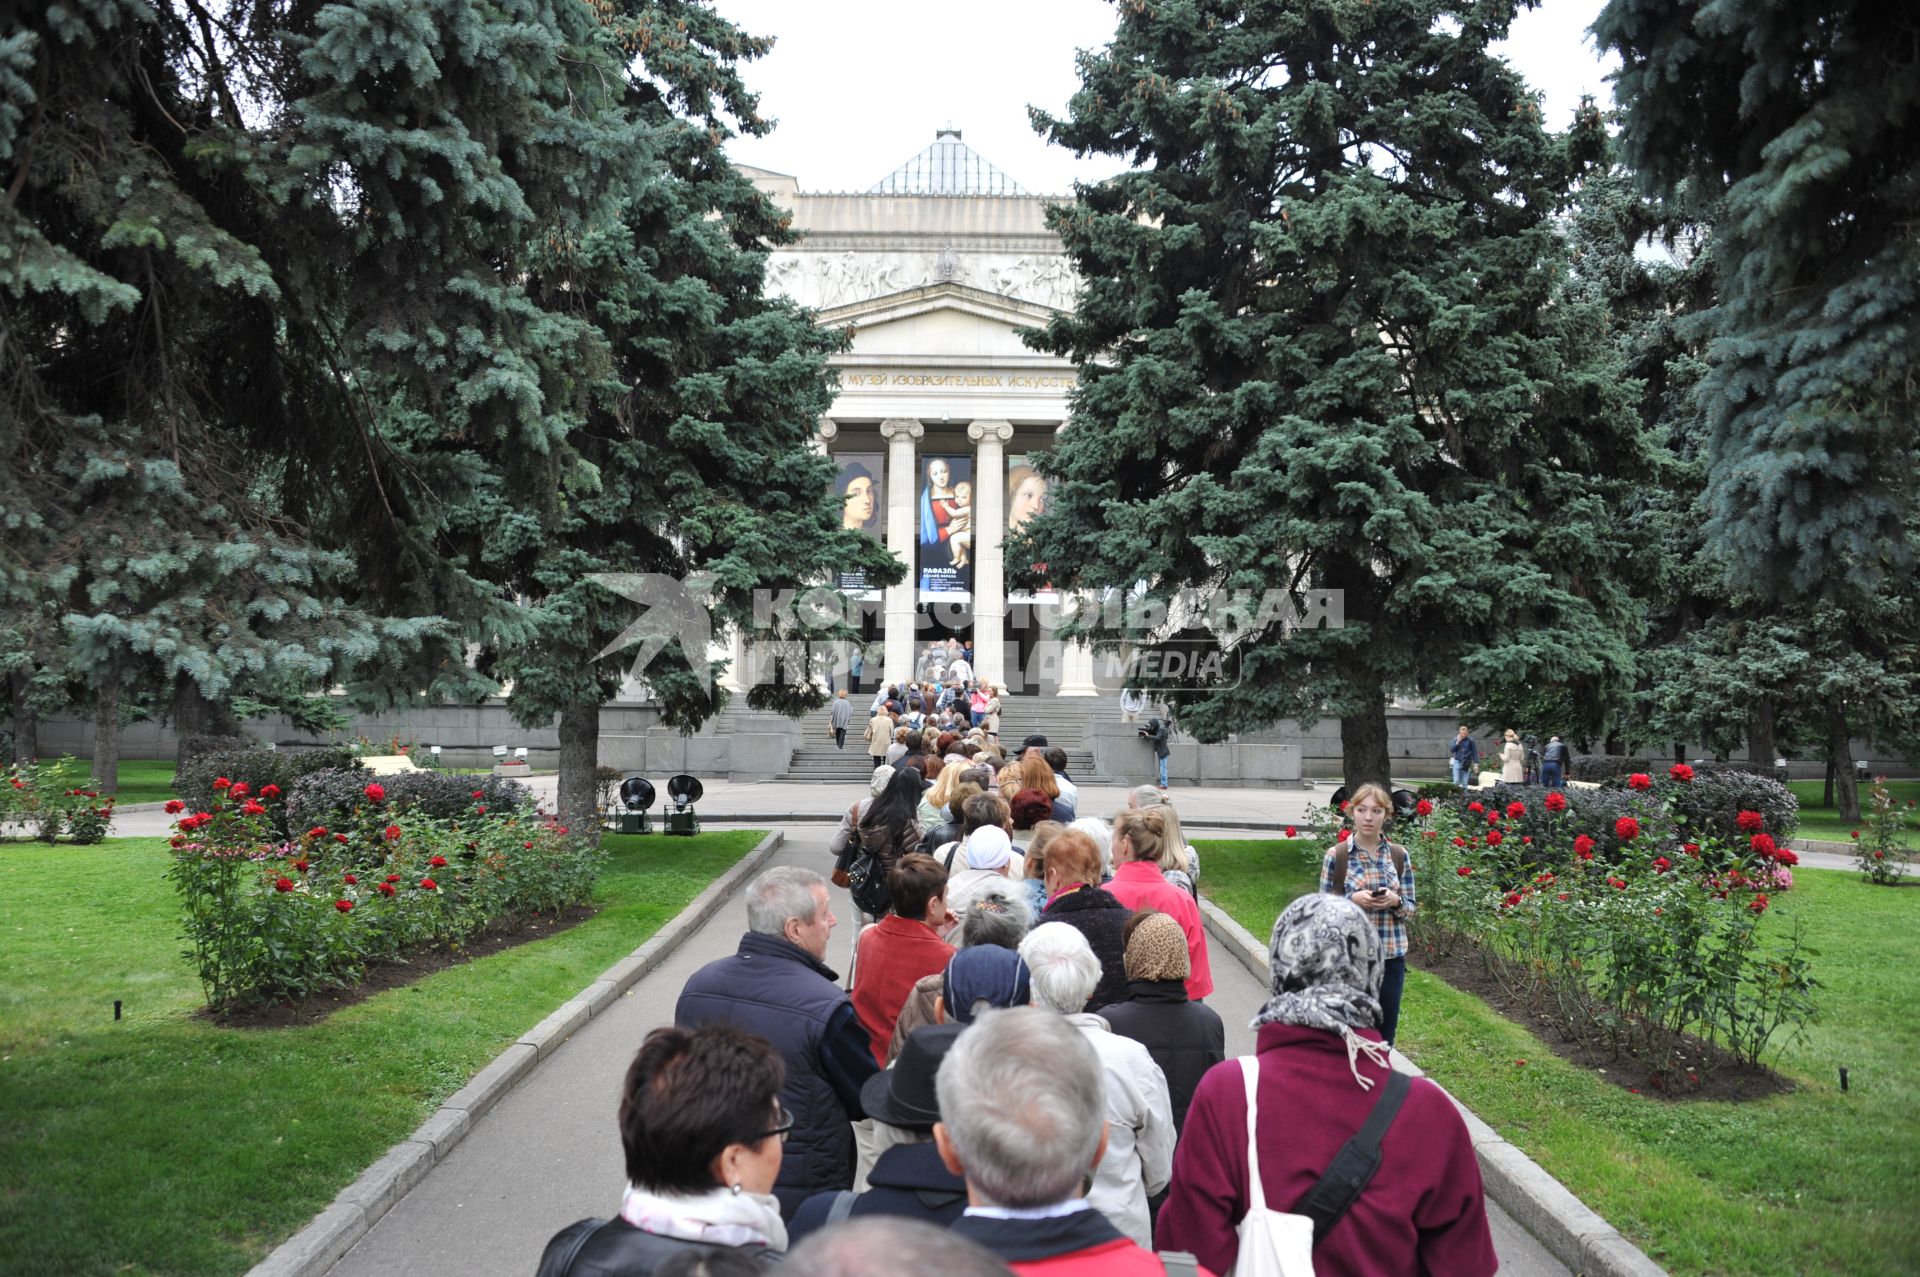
[
  {"left": 93, "top": 661, "right": 123, "bottom": 795},
  {"left": 1339, "top": 689, "right": 1392, "bottom": 791},
  {"left": 1829, "top": 703, "right": 1860, "bottom": 823},
  {"left": 557, "top": 698, "right": 602, "bottom": 847},
  {"left": 1823, "top": 756, "right": 1834, "bottom": 810},
  {"left": 9, "top": 671, "right": 38, "bottom": 764},
  {"left": 173, "top": 673, "right": 241, "bottom": 737},
  {"left": 1604, "top": 731, "right": 1624, "bottom": 756},
  {"left": 1747, "top": 698, "right": 1776, "bottom": 768}
]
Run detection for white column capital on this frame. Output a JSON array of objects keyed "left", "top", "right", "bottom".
[
  {"left": 967, "top": 419, "right": 1015, "bottom": 446},
  {"left": 816, "top": 418, "right": 839, "bottom": 443},
  {"left": 880, "top": 418, "right": 925, "bottom": 443}
]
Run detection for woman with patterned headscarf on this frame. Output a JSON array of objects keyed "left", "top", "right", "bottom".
[{"left": 1156, "top": 895, "right": 1496, "bottom": 1277}]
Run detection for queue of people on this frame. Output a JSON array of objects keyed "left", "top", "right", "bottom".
[{"left": 539, "top": 765, "right": 1494, "bottom": 1277}]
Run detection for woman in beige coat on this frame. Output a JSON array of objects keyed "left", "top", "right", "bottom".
[
  {"left": 983, "top": 686, "right": 1003, "bottom": 744},
  {"left": 1500, "top": 729, "right": 1524, "bottom": 783}
]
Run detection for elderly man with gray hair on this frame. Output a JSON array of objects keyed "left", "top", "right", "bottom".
[
  {"left": 1016, "top": 922, "right": 1175, "bottom": 1251},
  {"left": 677, "top": 866, "right": 879, "bottom": 1219},
  {"left": 937, "top": 1007, "right": 1209, "bottom": 1276}
]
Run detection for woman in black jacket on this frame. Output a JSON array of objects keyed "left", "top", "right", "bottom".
[
  {"left": 1036, "top": 828, "right": 1132, "bottom": 1011},
  {"left": 538, "top": 1026, "right": 788, "bottom": 1275},
  {"left": 1100, "top": 909, "right": 1225, "bottom": 1132}
]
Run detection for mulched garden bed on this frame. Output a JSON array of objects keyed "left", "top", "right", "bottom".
[
  {"left": 202, "top": 903, "right": 601, "bottom": 1029},
  {"left": 1412, "top": 943, "right": 1795, "bottom": 1102}
]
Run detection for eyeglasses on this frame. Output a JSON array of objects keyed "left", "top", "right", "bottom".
[{"left": 754, "top": 1103, "right": 794, "bottom": 1144}]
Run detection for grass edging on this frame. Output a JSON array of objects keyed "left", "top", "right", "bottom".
[
  {"left": 246, "top": 830, "right": 787, "bottom": 1277},
  {"left": 1195, "top": 895, "right": 1667, "bottom": 1277}
]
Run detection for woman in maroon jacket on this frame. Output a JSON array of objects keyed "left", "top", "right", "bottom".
[{"left": 1156, "top": 894, "right": 1496, "bottom": 1277}]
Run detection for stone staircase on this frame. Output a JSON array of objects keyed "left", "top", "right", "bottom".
[{"left": 782, "top": 743, "right": 887, "bottom": 782}]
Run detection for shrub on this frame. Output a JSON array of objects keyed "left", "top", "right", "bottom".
[
  {"left": 284, "top": 768, "right": 529, "bottom": 835},
  {"left": 0, "top": 758, "right": 117, "bottom": 843},
  {"left": 168, "top": 782, "right": 599, "bottom": 1006},
  {"left": 1571, "top": 755, "right": 1653, "bottom": 783},
  {"left": 175, "top": 747, "right": 361, "bottom": 836},
  {"left": 1662, "top": 768, "right": 1799, "bottom": 845},
  {"left": 1855, "top": 778, "right": 1916, "bottom": 886},
  {"left": 177, "top": 733, "right": 255, "bottom": 770}
]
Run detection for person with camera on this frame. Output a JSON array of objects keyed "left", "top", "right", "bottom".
[
  {"left": 1140, "top": 716, "right": 1172, "bottom": 790},
  {"left": 1318, "top": 783, "right": 1415, "bottom": 1047}
]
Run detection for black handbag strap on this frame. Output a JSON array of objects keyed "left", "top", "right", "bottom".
[{"left": 1293, "top": 1069, "right": 1411, "bottom": 1245}]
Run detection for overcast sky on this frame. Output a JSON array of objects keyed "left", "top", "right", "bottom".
[{"left": 717, "top": 0, "right": 1617, "bottom": 194}]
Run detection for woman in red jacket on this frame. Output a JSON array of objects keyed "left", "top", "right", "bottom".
[
  {"left": 849, "top": 854, "right": 955, "bottom": 1066},
  {"left": 1156, "top": 894, "right": 1496, "bottom": 1277}
]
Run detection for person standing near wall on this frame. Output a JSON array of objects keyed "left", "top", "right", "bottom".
[
  {"left": 1448, "top": 724, "right": 1479, "bottom": 790},
  {"left": 1140, "top": 716, "right": 1171, "bottom": 790}
]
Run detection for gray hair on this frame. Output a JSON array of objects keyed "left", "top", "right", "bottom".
[
  {"left": 744, "top": 866, "right": 826, "bottom": 937},
  {"left": 934, "top": 1006, "right": 1106, "bottom": 1209},
  {"left": 786, "top": 1216, "right": 1010, "bottom": 1277},
  {"left": 1018, "top": 922, "right": 1100, "bottom": 1014},
  {"left": 961, "top": 885, "right": 1031, "bottom": 949},
  {"left": 1067, "top": 816, "right": 1113, "bottom": 877}
]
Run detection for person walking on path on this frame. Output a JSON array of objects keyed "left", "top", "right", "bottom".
[
  {"left": 1449, "top": 724, "right": 1479, "bottom": 790},
  {"left": 1541, "top": 734, "right": 1570, "bottom": 788},
  {"left": 865, "top": 710, "right": 894, "bottom": 768},
  {"left": 982, "top": 685, "right": 1002, "bottom": 746},
  {"left": 537, "top": 1024, "right": 789, "bottom": 1276},
  {"left": 1318, "top": 782, "right": 1415, "bottom": 1047},
  {"left": 674, "top": 868, "right": 877, "bottom": 1220},
  {"left": 1500, "top": 728, "right": 1524, "bottom": 783},
  {"left": 1105, "top": 808, "right": 1213, "bottom": 1002},
  {"left": 1156, "top": 894, "right": 1495, "bottom": 1277},
  {"left": 1141, "top": 716, "right": 1171, "bottom": 789},
  {"left": 829, "top": 691, "right": 853, "bottom": 750}
]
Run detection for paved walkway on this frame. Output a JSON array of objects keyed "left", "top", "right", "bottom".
[{"left": 328, "top": 828, "right": 1569, "bottom": 1276}]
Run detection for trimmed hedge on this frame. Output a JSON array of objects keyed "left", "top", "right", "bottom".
[
  {"left": 284, "top": 768, "right": 530, "bottom": 835},
  {"left": 174, "top": 747, "right": 361, "bottom": 837},
  {"left": 1663, "top": 768, "right": 1799, "bottom": 843}
]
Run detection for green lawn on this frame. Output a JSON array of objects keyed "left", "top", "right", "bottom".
[
  {"left": 1788, "top": 778, "right": 1920, "bottom": 846},
  {"left": 0, "top": 830, "right": 766, "bottom": 1276},
  {"left": 98, "top": 758, "right": 178, "bottom": 804},
  {"left": 1196, "top": 838, "right": 1920, "bottom": 1276}
]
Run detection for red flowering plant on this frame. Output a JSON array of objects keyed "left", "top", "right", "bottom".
[
  {"left": 1855, "top": 777, "right": 1916, "bottom": 886},
  {"left": 0, "top": 756, "right": 118, "bottom": 844}
]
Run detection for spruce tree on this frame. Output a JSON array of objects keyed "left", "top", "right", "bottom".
[
  {"left": 1594, "top": 0, "right": 1920, "bottom": 600},
  {"left": 1019, "top": 0, "right": 1650, "bottom": 785}
]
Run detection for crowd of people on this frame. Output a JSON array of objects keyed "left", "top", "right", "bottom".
[
  {"left": 1448, "top": 724, "right": 1576, "bottom": 789},
  {"left": 539, "top": 742, "right": 1495, "bottom": 1277}
]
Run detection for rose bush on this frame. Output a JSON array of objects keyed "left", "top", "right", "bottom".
[
  {"left": 284, "top": 767, "right": 528, "bottom": 834},
  {"left": 1855, "top": 777, "right": 1915, "bottom": 886},
  {"left": 168, "top": 781, "right": 600, "bottom": 1007},
  {"left": 174, "top": 746, "right": 360, "bottom": 837},
  {"left": 1, "top": 758, "right": 117, "bottom": 843}
]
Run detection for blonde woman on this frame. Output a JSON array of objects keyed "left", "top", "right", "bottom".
[
  {"left": 982, "top": 685, "right": 1003, "bottom": 744},
  {"left": 1500, "top": 729, "right": 1524, "bottom": 783},
  {"left": 1128, "top": 786, "right": 1199, "bottom": 896},
  {"left": 919, "top": 760, "right": 969, "bottom": 829},
  {"left": 1318, "top": 781, "right": 1415, "bottom": 1046}
]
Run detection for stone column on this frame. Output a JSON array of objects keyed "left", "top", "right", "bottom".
[
  {"left": 881, "top": 419, "right": 924, "bottom": 690},
  {"left": 813, "top": 418, "right": 837, "bottom": 454},
  {"left": 1057, "top": 595, "right": 1100, "bottom": 697},
  {"left": 968, "top": 420, "right": 1015, "bottom": 691}
]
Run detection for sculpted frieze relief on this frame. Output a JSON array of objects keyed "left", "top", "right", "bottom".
[{"left": 765, "top": 248, "right": 1079, "bottom": 310}]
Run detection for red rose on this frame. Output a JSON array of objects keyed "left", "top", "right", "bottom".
[
  {"left": 343, "top": 874, "right": 358, "bottom": 885},
  {"left": 1669, "top": 763, "right": 1695, "bottom": 783},
  {"left": 1487, "top": 810, "right": 1500, "bottom": 825},
  {"left": 1338, "top": 799, "right": 1349, "bottom": 812},
  {"left": 1850, "top": 830, "right": 1860, "bottom": 840},
  {"left": 1536, "top": 872, "right": 1555, "bottom": 885},
  {"left": 1776, "top": 848, "right": 1799, "bottom": 865},
  {"left": 1284, "top": 826, "right": 1297, "bottom": 838},
  {"left": 1486, "top": 830, "right": 1504, "bottom": 847},
  {"left": 293, "top": 859, "right": 309, "bottom": 872},
  {"left": 274, "top": 877, "right": 294, "bottom": 892},
  {"left": 384, "top": 824, "right": 402, "bottom": 841},
  {"left": 212, "top": 777, "right": 232, "bottom": 791},
  {"left": 364, "top": 782, "right": 386, "bottom": 803},
  {"left": 333, "top": 833, "right": 349, "bottom": 844},
  {"left": 429, "top": 855, "right": 448, "bottom": 868},
  {"left": 1750, "top": 833, "right": 1777, "bottom": 858},
  {"left": 307, "top": 826, "right": 328, "bottom": 839},
  {"left": 1452, "top": 836, "right": 1467, "bottom": 847},
  {"left": 1736, "top": 810, "right": 1764, "bottom": 832},
  {"left": 1544, "top": 791, "right": 1568, "bottom": 813},
  {"left": 386, "top": 874, "right": 401, "bottom": 883},
  {"left": 1423, "top": 830, "right": 1439, "bottom": 839},
  {"left": 471, "top": 790, "right": 485, "bottom": 800},
  {"left": 1682, "top": 842, "right": 1700, "bottom": 857},
  {"left": 474, "top": 805, "right": 487, "bottom": 815},
  {"left": 164, "top": 799, "right": 186, "bottom": 814},
  {"left": 1457, "top": 866, "right": 1473, "bottom": 877},
  {"left": 1467, "top": 802, "right": 1484, "bottom": 815},
  {"left": 1627, "top": 773, "right": 1652, "bottom": 791},
  {"left": 335, "top": 899, "right": 354, "bottom": 913},
  {"left": 260, "top": 783, "right": 281, "bottom": 799},
  {"left": 1505, "top": 802, "right": 1527, "bottom": 819},
  {"left": 1653, "top": 856, "right": 1672, "bottom": 873},
  {"left": 1557, "top": 892, "right": 1569, "bottom": 901},
  {"left": 241, "top": 799, "right": 266, "bottom": 816},
  {"left": 1414, "top": 799, "right": 1433, "bottom": 817},
  {"left": 1875, "top": 850, "right": 1886, "bottom": 859},
  {"left": 420, "top": 878, "right": 438, "bottom": 891},
  {"left": 1573, "top": 834, "right": 1596, "bottom": 858},
  {"left": 524, "top": 841, "right": 534, "bottom": 849},
  {"left": 557, "top": 826, "right": 569, "bottom": 835},
  {"left": 1608, "top": 877, "right": 1627, "bottom": 890},
  {"left": 1615, "top": 816, "right": 1640, "bottom": 842},
  {"left": 376, "top": 882, "right": 396, "bottom": 896},
  {"left": 228, "top": 782, "right": 250, "bottom": 799},
  {"left": 1748, "top": 893, "right": 1770, "bottom": 914},
  {"left": 1522, "top": 835, "right": 1532, "bottom": 845},
  {"left": 1503, "top": 892, "right": 1521, "bottom": 907}
]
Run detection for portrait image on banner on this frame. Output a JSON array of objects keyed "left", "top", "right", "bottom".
[
  {"left": 1005, "top": 454, "right": 1054, "bottom": 599},
  {"left": 916, "top": 453, "right": 974, "bottom": 595},
  {"left": 833, "top": 453, "right": 884, "bottom": 592}
]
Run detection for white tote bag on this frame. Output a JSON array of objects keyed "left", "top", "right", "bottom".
[{"left": 1231, "top": 1056, "right": 1317, "bottom": 1277}]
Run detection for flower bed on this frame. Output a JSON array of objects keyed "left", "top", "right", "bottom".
[
  {"left": 167, "top": 778, "right": 599, "bottom": 1007},
  {"left": 1396, "top": 767, "right": 1816, "bottom": 1082},
  {"left": 1, "top": 757, "right": 117, "bottom": 843}
]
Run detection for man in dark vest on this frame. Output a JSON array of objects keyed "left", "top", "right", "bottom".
[{"left": 676, "top": 866, "right": 878, "bottom": 1219}]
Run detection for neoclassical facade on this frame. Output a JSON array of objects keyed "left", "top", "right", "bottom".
[{"left": 742, "top": 129, "right": 1097, "bottom": 696}]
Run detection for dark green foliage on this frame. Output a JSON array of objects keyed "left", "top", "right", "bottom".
[
  {"left": 1594, "top": 0, "right": 1920, "bottom": 600},
  {"left": 172, "top": 747, "right": 360, "bottom": 834},
  {"left": 283, "top": 769, "right": 528, "bottom": 836},
  {"left": 1664, "top": 770, "right": 1800, "bottom": 845},
  {"left": 1017, "top": 0, "right": 1650, "bottom": 784}
]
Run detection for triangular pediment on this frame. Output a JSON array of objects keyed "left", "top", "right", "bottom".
[{"left": 820, "top": 283, "right": 1059, "bottom": 361}]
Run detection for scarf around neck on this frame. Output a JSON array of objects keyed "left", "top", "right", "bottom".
[
  {"left": 620, "top": 1181, "right": 787, "bottom": 1252},
  {"left": 1251, "top": 893, "right": 1391, "bottom": 1088}
]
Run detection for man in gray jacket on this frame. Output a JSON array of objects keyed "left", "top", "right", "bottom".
[{"left": 829, "top": 689, "right": 854, "bottom": 749}]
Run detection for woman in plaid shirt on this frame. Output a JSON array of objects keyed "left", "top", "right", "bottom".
[{"left": 1319, "top": 782, "right": 1415, "bottom": 1046}]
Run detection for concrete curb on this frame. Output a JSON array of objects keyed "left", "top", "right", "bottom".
[
  {"left": 1196, "top": 896, "right": 1668, "bottom": 1277},
  {"left": 245, "top": 830, "right": 786, "bottom": 1277}
]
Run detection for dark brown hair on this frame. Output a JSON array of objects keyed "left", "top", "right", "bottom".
[
  {"left": 888, "top": 852, "right": 949, "bottom": 921},
  {"left": 619, "top": 1025, "right": 785, "bottom": 1193},
  {"left": 1010, "top": 788, "right": 1053, "bottom": 831}
]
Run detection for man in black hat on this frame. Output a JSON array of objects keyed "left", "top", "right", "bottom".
[
  {"left": 1017, "top": 733, "right": 1049, "bottom": 760},
  {"left": 786, "top": 1024, "right": 970, "bottom": 1243}
]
